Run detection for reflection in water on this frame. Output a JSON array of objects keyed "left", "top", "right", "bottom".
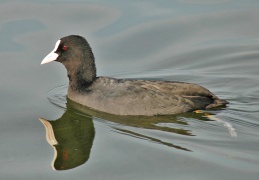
[
  {"left": 40, "top": 97, "right": 233, "bottom": 170},
  {"left": 39, "top": 110, "right": 95, "bottom": 170},
  {"left": 195, "top": 110, "right": 237, "bottom": 137},
  {"left": 66, "top": 98, "right": 206, "bottom": 136},
  {"left": 114, "top": 128, "right": 191, "bottom": 151}
]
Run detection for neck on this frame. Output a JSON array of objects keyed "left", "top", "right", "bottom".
[
  {"left": 63, "top": 38, "right": 96, "bottom": 94},
  {"left": 66, "top": 60, "right": 96, "bottom": 94}
]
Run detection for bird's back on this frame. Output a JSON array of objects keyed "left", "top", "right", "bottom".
[{"left": 67, "top": 77, "right": 227, "bottom": 116}]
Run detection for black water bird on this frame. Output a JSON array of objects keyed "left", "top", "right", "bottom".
[{"left": 41, "top": 35, "right": 228, "bottom": 116}]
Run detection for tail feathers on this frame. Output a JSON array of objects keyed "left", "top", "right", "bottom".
[{"left": 206, "top": 99, "right": 228, "bottom": 109}]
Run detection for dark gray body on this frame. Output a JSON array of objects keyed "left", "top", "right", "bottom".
[
  {"left": 68, "top": 76, "right": 227, "bottom": 116},
  {"left": 42, "top": 35, "right": 228, "bottom": 116}
]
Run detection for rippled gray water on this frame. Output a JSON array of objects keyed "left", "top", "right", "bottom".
[{"left": 1, "top": 0, "right": 259, "bottom": 179}]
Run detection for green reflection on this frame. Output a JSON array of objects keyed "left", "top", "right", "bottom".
[
  {"left": 66, "top": 98, "right": 213, "bottom": 152},
  {"left": 40, "top": 97, "right": 215, "bottom": 170},
  {"left": 39, "top": 109, "right": 94, "bottom": 171},
  {"left": 66, "top": 98, "right": 210, "bottom": 136}
]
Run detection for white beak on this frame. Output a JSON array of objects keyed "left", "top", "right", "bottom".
[{"left": 41, "top": 40, "right": 61, "bottom": 65}]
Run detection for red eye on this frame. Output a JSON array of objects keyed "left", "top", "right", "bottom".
[{"left": 62, "top": 46, "right": 68, "bottom": 51}]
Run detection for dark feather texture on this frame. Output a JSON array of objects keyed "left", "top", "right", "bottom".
[{"left": 43, "top": 35, "right": 228, "bottom": 116}]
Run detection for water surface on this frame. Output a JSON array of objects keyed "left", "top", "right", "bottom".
[{"left": 1, "top": 0, "right": 259, "bottom": 179}]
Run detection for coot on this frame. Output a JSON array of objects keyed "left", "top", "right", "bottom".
[{"left": 41, "top": 35, "right": 228, "bottom": 116}]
